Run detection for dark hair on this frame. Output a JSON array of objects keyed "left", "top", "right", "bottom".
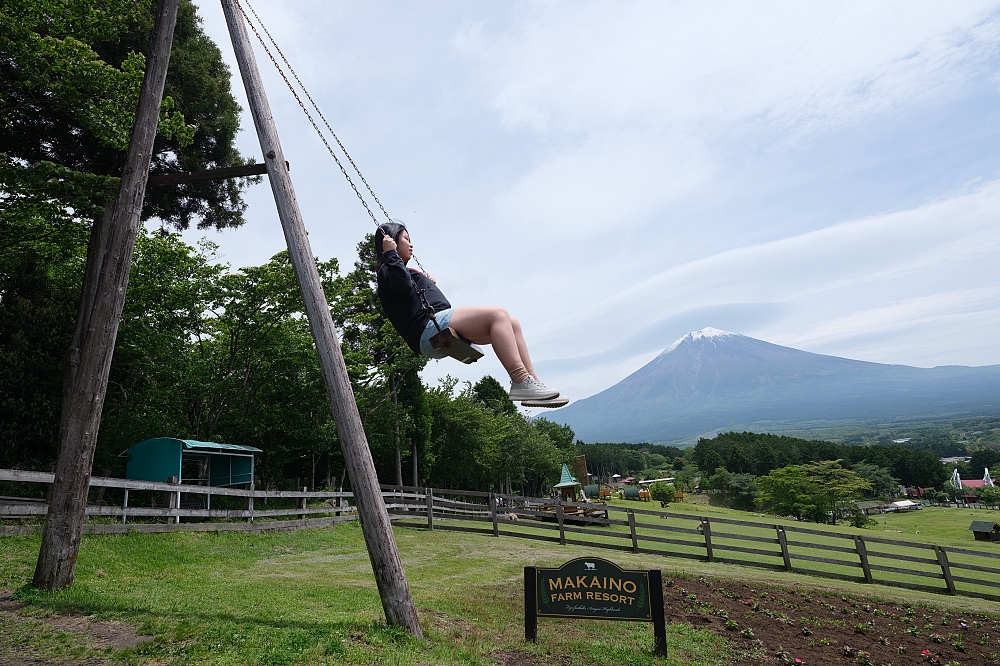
[{"left": 374, "top": 221, "right": 408, "bottom": 268}]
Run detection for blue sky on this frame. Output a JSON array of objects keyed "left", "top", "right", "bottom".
[{"left": 184, "top": 0, "right": 1000, "bottom": 402}]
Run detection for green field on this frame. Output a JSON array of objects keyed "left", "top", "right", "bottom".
[
  {"left": 411, "top": 494, "right": 1000, "bottom": 600},
  {"left": 4, "top": 509, "right": 1000, "bottom": 665},
  {"left": 0, "top": 524, "right": 738, "bottom": 665}
]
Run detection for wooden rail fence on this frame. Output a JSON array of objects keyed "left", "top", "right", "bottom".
[
  {"left": 4, "top": 470, "right": 999, "bottom": 602},
  {"left": 0, "top": 469, "right": 356, "bottom": 536},
  {"left": 379, "top": 484, "right": 1000, "bottom": 604}
]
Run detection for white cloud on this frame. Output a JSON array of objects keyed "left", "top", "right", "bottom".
[{"left": 186, "top": 0, "right": 1000, "bottom": 406}]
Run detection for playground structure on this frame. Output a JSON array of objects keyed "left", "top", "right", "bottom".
[{"left": 33, "top": 0, "right": 421, "bottom": 635}]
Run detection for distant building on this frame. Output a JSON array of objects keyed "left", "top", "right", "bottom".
[{"left": 891, "top": 438, "right": 912, "bottom": 444}]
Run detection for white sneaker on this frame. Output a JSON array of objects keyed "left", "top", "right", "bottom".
[
  {"left": 509, "top": 377, "right": 559, "bottom": 401},
  {"left": 521, "top": 394, "right": 569, "bottom": 408}
]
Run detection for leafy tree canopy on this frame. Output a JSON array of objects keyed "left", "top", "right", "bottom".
[{"left": 757, "top": 460, "right": 871, "bottom": 524}]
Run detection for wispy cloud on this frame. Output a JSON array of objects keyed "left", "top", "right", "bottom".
[{"left": 187, "top": 0, "right": 1000, "bottom": 404}]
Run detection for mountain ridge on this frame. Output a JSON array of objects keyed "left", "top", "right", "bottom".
[{"left": 550, "top": 328, "right": 1000, "bottom": 444}]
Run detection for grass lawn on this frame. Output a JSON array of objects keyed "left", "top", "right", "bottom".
[
  {"left": 0, "top": 523, "right": 739, "bottom": 665},
  {"left": 4, "top": 503, "right": 1000, "bottom": 665}
]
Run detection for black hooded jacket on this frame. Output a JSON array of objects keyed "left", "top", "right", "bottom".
[{"left": 376, "top": 249, "right": 451, "bottom": 354}]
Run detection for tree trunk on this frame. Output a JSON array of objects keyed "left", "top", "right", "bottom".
[
  {"left": 220, "top": 0, "right": 422, "bottom": 637},
  {"left": 411, "top": 440, "right": 418, "bottom": 487},
  {"left": 32, "top": 0, "right": 180, "bottom": 591},
  {"left": 391, "top": 374, "right": 402, "bottom": 487}
]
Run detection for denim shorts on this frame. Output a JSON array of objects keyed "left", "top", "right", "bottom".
[{"left": 419, "top": 308, "right": 453, "bottom": 358}]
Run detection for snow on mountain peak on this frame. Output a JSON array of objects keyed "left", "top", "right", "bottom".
[
  {"left": 660, "top": 327, "right": 737, "bottom": 356},
  {"left": 691, "top": 327, "right": 734, "bottom": 340}
]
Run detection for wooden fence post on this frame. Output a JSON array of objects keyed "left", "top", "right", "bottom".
[
  {"left": 205, "top": 489, "right": 211, "bottom": 514},
  {"left": 490, "top": 493, "right": 499, "bottom": 537},
  {"left": 854, "top": 535, "right": 872, "bottom": 584},
  {"left": 221, "top": 0, "right": 422, "bottom": 637},
  {"left": 555, "top": 500, "right": 566, "bottom": 545},
  {"left": 425, "top": 488, "right": 434, "bottom": 530},
  {"left": 166, "top": 476, "right": 180, "bottom": 525},
  {"left": 935, "top": 546, "right": 957, "bottom": 595},
  {"left": 627, "top": 509, "right": 638, "bottom": 553},
  {"left": 701, "top": 517, "right": 714, "bottom": 562},
  {"left": 775, "top": 526, "right": 791, "bottom": 571},
  {"left": 299, "top": 486, "right": 307, "bottom": 524},
  {"left": 122, "top": 489, "right": 129, "bottom": 525}
]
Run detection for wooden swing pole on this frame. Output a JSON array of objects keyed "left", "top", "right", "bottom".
[
  {"left": 219, "top": 0, "right": 422, "bottom": 637},
  {"left": 32, "top": 0, "right": 181, "bottom": 591}
]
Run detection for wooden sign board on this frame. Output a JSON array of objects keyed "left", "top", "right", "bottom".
[{"left": 524, "top": 557, "right": 666, "bottom": 656}]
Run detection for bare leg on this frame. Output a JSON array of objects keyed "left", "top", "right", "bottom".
[
  {"left": 511, "top": 317, "right": 537, "bottom": 379},
  {"left": 449, "top": 306, "right": 528, "bottom": 380}
]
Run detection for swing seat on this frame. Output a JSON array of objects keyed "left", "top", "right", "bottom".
[{"left": 429, "top": 327, "right": 484, "bottom": 364}]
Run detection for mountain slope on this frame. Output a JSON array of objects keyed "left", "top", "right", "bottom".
[{"left": 551, "top": 328, "right": 1000, "bottom": 444}]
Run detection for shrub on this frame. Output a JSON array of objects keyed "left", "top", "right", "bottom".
[
  {"left": 650, "top": 482, "right": 675, "bottom": 503},
  {"left": 849, "top": 509, "right": 877, "bottom": 529}
]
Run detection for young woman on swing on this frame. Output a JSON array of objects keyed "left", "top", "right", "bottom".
[{"left": 375, "top": 222, "right": 566, "bottom": 406}]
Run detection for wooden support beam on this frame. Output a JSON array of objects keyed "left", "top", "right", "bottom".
[
  {"left": 32, "top": 0, "right": 181, "bottom": 591},
  {"left": 425, "top": 489, "right": 434, "bottom": 530},
  {"left": 628, "top": 509, "right": 638, "bottom": 553},
  {"left": 146, "top": 162, "right": 271, "bottom": 188},
  {"left": 220, "top": 0, "right": 421, "bottom": 637}
]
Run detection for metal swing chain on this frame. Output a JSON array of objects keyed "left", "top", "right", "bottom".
[
  {"left": 233, "top": 0, "right": 380, "bottom": 230},
  {"left": 235, "top": 0, "right": 439, "bottom": 330},
  {"left": 236, "top": 0, "right": 431, "bottom": 274},
  {"left": 242, "top": 0, "right": 392, "bottom": 225}
]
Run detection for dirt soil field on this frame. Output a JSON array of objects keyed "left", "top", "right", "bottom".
[{"left": 664, "top": 575, "right": 999, "bottom": 665}]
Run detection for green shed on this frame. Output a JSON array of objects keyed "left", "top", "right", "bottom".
[{"left": 120, "top": 438, "right": 261, "bottom": 486}]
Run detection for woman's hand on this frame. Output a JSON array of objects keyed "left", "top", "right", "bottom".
[
  {"left": 425, "top": 273, "right": 436, "bottom": 284},
  {"left": 382, "top": 235, "right": 397, "bottom": 252}
]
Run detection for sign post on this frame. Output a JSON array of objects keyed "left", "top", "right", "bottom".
[{"left": 525, "top": 557, "right": 666, "bottom": 657}]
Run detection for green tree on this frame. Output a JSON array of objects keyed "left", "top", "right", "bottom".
[
  {"left": 970, "top": 448, "right": 1000, "bottom": 479},
  {"left": 758, "top": 460, "right": 870, "bottom": 524},
  {"left": 977, "top": 485, "right": 1000, "bottom": 510},
  {"left": 649, "top": 481, "right": 675, "bottom": 503},
  {"left": 473, "top": 375, "right": 515, "bottom": 415},
  {"left": 851, "top": 462, "right": 899, "bottom": 498},
  {"left": 533, "top": 418, "right": 575, "bottom": 452},
  {"left": 0, "top": 0, "right": 251, "bottom": 471}
]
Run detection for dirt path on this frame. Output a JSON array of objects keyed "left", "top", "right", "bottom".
[{"left": 0, "top": 590, "right": 153, "bottom": 665}]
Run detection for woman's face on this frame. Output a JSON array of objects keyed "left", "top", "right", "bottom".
[{"left": 396, "top": 230, "right": 413, "bottom": 263}]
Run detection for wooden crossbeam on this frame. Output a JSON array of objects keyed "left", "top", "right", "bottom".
[{"left": 146, "top": 162, "right": 272, "bottom": 188}]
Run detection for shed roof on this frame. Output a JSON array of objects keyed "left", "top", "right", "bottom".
[
  {"left": 180, "top": 439, "right": 261, "bottom": 453},
  {"left": 553, "top": 463, "right": 581, "bottom": 488},
  {"left": 970, "top": 521, "right": 999, "bottom": 533},
  {"left": 963, "top": 479, "right": 986, "bottom": 488},
  {"left": 119, "top": 438, "right": 261, "bottom": 456}
]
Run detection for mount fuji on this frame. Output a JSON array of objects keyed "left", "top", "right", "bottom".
[{"left": 549, "top": 328, "right": 1000, "bottom": 444}]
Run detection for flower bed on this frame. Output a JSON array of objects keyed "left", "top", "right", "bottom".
[{"left": 663, "top": 576, "right": 999, "bottom": 665}]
